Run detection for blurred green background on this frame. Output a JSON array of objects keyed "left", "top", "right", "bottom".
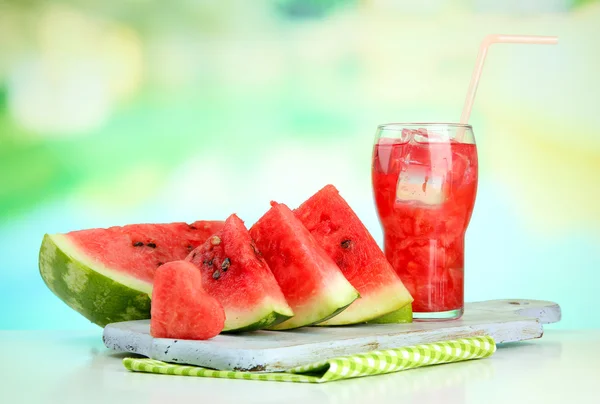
[{"left": 1, "top": 0, "right": 598, "bottom": 329}]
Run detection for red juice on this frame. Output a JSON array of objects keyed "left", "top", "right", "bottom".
[{"left": 372, "top": 129, "right": 478, "bottom": 316}]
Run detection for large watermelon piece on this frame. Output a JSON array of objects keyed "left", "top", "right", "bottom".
[
  {"left": 295, "top": 185, "right": 413, "bottom": 325},
  {"left": 39, "top": 220, "right": 224, "bottom": 327},
  {"left": 249, "top": 202, "right": 359, "bottom": 330},
  {"left": 186, "top": 214, "right": 293, "bottom": 332},
  {"left": 151, "top": 261, "right": 225, "bottom": 340}
]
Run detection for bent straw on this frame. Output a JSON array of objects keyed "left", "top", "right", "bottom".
[{"left": 460, "top": 34, "right": 558, "bottom": 126}]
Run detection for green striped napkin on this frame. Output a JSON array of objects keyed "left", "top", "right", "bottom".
[{"left": 123, "top": 335, "right": 495, "bottom": 383}]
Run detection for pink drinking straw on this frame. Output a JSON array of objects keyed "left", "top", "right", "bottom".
[{"left": 459, "top": 34, "right": 558, "bottom": 128}]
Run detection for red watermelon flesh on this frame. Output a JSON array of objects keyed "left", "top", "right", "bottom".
[
  {"left": 66, "top": 221, "right": 224, "bottom": 285},
  {"left": 249, "top": 202, "right": 359, "bottom": 330},
  {"left": 295, "top": 185, "right": 413, "bottom": 324},
  {"left": 186, "top": 214, "right": 294, "bottom": 332},
  {"left": 151, "top": 261, "right": 225, "bottom": 340}
]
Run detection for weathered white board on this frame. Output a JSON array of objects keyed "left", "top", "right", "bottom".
[{"left": 103, "top": 299, "right": 560, "bottom": 372}]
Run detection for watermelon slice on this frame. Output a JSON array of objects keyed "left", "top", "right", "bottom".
[
  {"left": 295, "top": 185, "right": 413, "bottom": 325},
  {"left": 39, "top": 220, "right": 224, "bottom": 327},
  {"left": 249, "top": 202, "right": 359, "bottom": 330},
  {"left": 151, "top": 261, "right": 225, "bottom": 340},
  {"left": 186, "top": 214, "right": 293, "bottom": 332}
]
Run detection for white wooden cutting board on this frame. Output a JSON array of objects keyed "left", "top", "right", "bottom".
[{"left": 103, "top": 299, "right": 560, "bottom": 372}]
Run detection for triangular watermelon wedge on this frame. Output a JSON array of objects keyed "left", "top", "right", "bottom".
[
  {"left": 39, "top": 221, "right": 225, "bottom": 327},
  {"left": 295, "top": 185, "right": 413, "bottom": 325},
  {"left": 186, "top": 214, "right": 294, "bottom": 332},
  {"left": 250, "top": 202, "right": 359, "bottom": 330}
]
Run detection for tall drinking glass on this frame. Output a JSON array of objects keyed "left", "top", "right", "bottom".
[{"left": 372, "top": 124, "right": 478, "bottom": 320}]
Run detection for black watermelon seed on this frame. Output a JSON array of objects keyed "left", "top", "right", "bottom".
[
  {"left": 187, "top": 245, "right": 193, "bottom": 251},
  {"left": 157, "top": 262, "right": 164, "bottom": 267},
  {"left": 212, "top": 270, "right": 221, "bottom": 280},
  {"left": 221, "top": 258, "right": 231, "bottom": 271},
  {"left": 189, "top": 225, "right": 197, "bottom": 230},
  {"left": 192, "top": 252, "right": 197, "bottom": 259},
  {"left": 133, "top": 241, "right": 144, "bottom": 247},
  {"left": 147, "top": 243, "right": 157, "bottom": 248},
  {"left": 341, "top": 239, "right": 351, "bottom": 249}
]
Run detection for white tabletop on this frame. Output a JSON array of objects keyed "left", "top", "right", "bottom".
[{"left": 2, "top": 329, "right": 598, "bottom": 404}]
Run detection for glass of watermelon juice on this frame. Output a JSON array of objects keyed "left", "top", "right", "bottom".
[{"left": 372, "top": 123, "right": 478, "bottom": 320}]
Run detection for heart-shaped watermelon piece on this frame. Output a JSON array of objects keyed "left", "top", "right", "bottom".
[{"left": 151, "top": 261, "right": 225, "bottom": 340}]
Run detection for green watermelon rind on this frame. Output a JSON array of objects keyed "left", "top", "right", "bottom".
[
  {"left": 223, "top": 308, "right": 292, "bottom": 333},
  {"left": 365, "top": 302, "right": 413, "bottom": 324},
  {"left": 219, "top": 296, "right": 294, "bottom": 332},
  {"left": 310, "top": 300, "right": 356, "bottom": 325},
  {"left": 267, "top": 280, "right": 360, "bottom": 331},
  {"left": 267, "top": 296, "right": 358, "bottom": 331},
  {"left": 315, "top": 282, "right": 413, "bottom": 326},
  {"left": 39, "top": 234, "right": 152, "bottom": 327}
]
